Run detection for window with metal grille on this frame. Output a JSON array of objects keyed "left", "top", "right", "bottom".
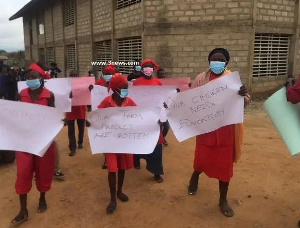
[
  {"left": 95, "top": 40, "right": 112, "bottom": 71},
  {"left": 67, "top": 45, "right": 76, "bottom": 70},
  {"left": 64, "top": 0, "right": 75, "bottom": 26},
  {"left": 117, "top": 0, "right": 141, "bottom": 9},
  {"left": 117, "top": 37, "right": 142, "bottom": 74},
  {"left": 253, "top": 34, "right": 290, "bottom": 78},
  {"left": 46, "top": 47, "right": 54, "bottom": 65}
]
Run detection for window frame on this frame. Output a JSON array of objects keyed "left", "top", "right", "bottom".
[{"left": 252, "top": 33, "right": 290, "bottom": 78}]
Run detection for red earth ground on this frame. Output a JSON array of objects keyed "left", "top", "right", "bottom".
[{"left": 0, "top": 101, "right": 300, "bottom": 228}]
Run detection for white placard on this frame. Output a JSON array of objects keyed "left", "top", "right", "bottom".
[
  {"left": 166, "top": 71, "right": 244, "bottom": 142},
  {"left": 0, "top": 100, "right": 64, "bottom": 156},
  {"left": 129, "top": 85, "right": 177, "bottom": 121},
  {"left": 87, "top": 106, "right": 160, "bottom": 154},
  {"left": 18, "top": 78, "right": 72, "bottom": 112},
  {"left": 91, "top": 85, "right": 112, "bottom": 111}
]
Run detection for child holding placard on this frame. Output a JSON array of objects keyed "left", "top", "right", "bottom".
[
  {"left": 11, "top": 63, "right": 56, "bottom": 224},
  {"left": 133, "top": 59, "right": 165, "bottom": 183},
  {"left": 92, "top": 73, "right": 135, "bottom": 214}
]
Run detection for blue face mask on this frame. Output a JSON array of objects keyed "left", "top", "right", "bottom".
[
  {"left": 209, "top": 61, "right": 226, "bottom": 75},
  {"left": 103, "top": 75, "right": 112, "bottom": 82},
  {"left": 117, "top": 89, "right": 128, "bottom": 98},
  {"left": 135, "top": 66, "right": 141, "bottom": 71},
  {"left": 26, "top": 79, "right": 41, "bottom": 90}
]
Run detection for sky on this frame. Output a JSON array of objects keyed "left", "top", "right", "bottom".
[{"left": 0, "top": 0, "right": 31, "bottom": 52}]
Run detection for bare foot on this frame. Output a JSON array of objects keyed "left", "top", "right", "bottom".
[{"left": 219, "top": 199, "right": 234, "bottom": 217}]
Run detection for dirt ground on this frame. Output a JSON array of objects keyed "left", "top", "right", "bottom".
[{"left": 1, "top": 100, "right": 300, "bottom": 228}]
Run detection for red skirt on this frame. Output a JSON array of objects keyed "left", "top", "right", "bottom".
[
  {"left": 194, "top": 144, "right": 234, "bottom": 182},
  {"left": 105, "top": 153, "right": 133, "bottom": 173}
]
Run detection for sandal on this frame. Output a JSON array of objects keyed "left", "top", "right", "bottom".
[
  {"left": 154, "top": 175, "right": 163, "bottom": 183},
  {"left": 117, "top": 192, "right": 129, "bottom": 202},
  {"left": 53, "top": 171, "right": 65, "bottom": 180},
  {"left": 188, "top": 184, "right": 198, "bottom": 195},
  {"left": 106, "top": 202, "right": 117, "bottom": 214},
  {"left": 38, "top": 199, "right": 47, "bottom": 213},
  {"left": 11, "top": 209, "right": 28, "bottom": 224}
]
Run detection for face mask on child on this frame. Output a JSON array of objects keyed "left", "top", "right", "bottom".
[
  {"left": 103, "top": 75, "right": 112, "bottom": 82},
  {"left": 117, "top": 89, "right": 129, "bottom": 98},
  {"left": 135, "top": 66, "right": 142, "bottom": 71},
  {"left": 26, "top": 79, "right": 41, "bottom": 90},
  {"left": 143, "top": 67, "right": 154, "bottom": 77}
]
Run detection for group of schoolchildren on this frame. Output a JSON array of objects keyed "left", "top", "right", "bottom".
[{"left": 8, "top": 48, "right": 253, "bottom": 225}]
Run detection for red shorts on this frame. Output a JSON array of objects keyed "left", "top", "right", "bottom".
[{"left": 105, "top": 153, "right": 133, "bottom": 173}]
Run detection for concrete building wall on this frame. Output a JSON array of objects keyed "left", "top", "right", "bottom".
[
  {"left": 145, "top": 33, "right": 251, "bottom": 84},
  {"left": 77, "top": 0, "right": 91, "bottom": 37},
  {"left": 257, "top": 0, "right": 295, "bottom": 23},
  {"left": 93, "top": 0, "right": 112, "bottom": 34},
  {"left": 31, "top": 18, "right": 38, "bottom": 45},
  {"left": 45, "top": 7, "right": 53, "bottom": 44},
  {"left": 64, "top": 25, "right": 75, "bottom": 40},
  {"left": 55, "top": 46, "right": 65, "bottom": 77},
  {"left": 144, "top": 0, "right": 252, "bottom": 23},
  {"left": 78, "top": 43, "right": 92, "bottom": 76},
  {"left": 53, "top": 1, "right": 64, "bottom": 42},
  {"left": 115, "top": 3, "right": 142, "bottom": 29}
]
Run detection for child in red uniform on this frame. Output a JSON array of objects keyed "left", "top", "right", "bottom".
[
  {"left": 188, "top": 48, "right": 250, "bottom": 217},
  {"left": 95, "top": 73, "right": 135, "bottom": 214},
  {"left": 132, "top": 59, "right": 165, "bottom": 183},
  {"left": 66, "top": 70, "right": 89, "bottom": 156},
  {"left": 95, "top": 64, "right": 117, "bottom": 87},
  {"left": 11, "top": 63, "right": 56, "bottom": 224}
]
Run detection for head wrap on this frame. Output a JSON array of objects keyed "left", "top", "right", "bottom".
[
  {"left": 141, "top": 59, "right": 160, "bottom": 70},
  {"left": 103, "top": 64, "right": 116, "bottom": 74},
  {"left": 28, "top": 63, "right": 49, "bottom": 79},
  {"left": 109, "top": 73, "right": 127, "bottom": 91},
  {"left": 208, "top": 48, "right": 230, "bottom": 62}
]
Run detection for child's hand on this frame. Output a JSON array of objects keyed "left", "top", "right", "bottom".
[
  {"left": 89, "top": 85, "right": 94, "bottom": 91},
  {"left": 85, "top": 120, "right": 91, "bottom": 127},
  {"left": 69, "top": 92, "right": 73, "bottom": 98},
  {"left": 62, "top": 118, "right": 68, "bottom": 126}
]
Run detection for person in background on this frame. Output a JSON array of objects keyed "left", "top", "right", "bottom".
[
  {"left": 11, "top": 63, "right": 56, "bottom": 224},
  {"left": 20, "top": 68, "right": 26, "bottom": 81},
  {"left": 49, "top": 62, "right": 61, "bottom": 78},
  {"left": 4, "top": 67, "right": 18, "bottom": 101},
  {"left": 95, "top": 64, "right": 116, "bottom": 87},
  {"left": 188, "top": 48, "right": 250, "bottom": 217},
  {"left": 127, "top": 60, "right": 143, "bottom": 82},
  {"left": 93, "top": 73, "right": 135, "bottom": 214},
  {"left": 133, "top": 59, "right": 165, "bottom": 183},
  {"left": 65, "top": 70, "right": 89, "bottom": 156},
  {"left": 87, "top": 70, "right": 95, "bottom": 112}
]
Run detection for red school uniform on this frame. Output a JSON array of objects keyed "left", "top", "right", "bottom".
[
  {"left": 97, "top": 95, "right": 136, "bottom": 173},
  {"left": 193, "top": 73, "right": 235, "bottom": 182},
  {"left": 16, "top": 88, "right": 56, "bottom": 194},
  {"left": 95, "top": 78, "right": 106, "bottom": 86},
  {"left": 66, "top": 105, "right": 87, "bottom": 120},
  {"left": 132, "top": 77, "right": 162, "bottom": 86}
]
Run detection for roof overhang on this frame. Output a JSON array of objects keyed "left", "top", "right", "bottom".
[{"left": 9, "top": 0, "right": 55, "bottom": 21}]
